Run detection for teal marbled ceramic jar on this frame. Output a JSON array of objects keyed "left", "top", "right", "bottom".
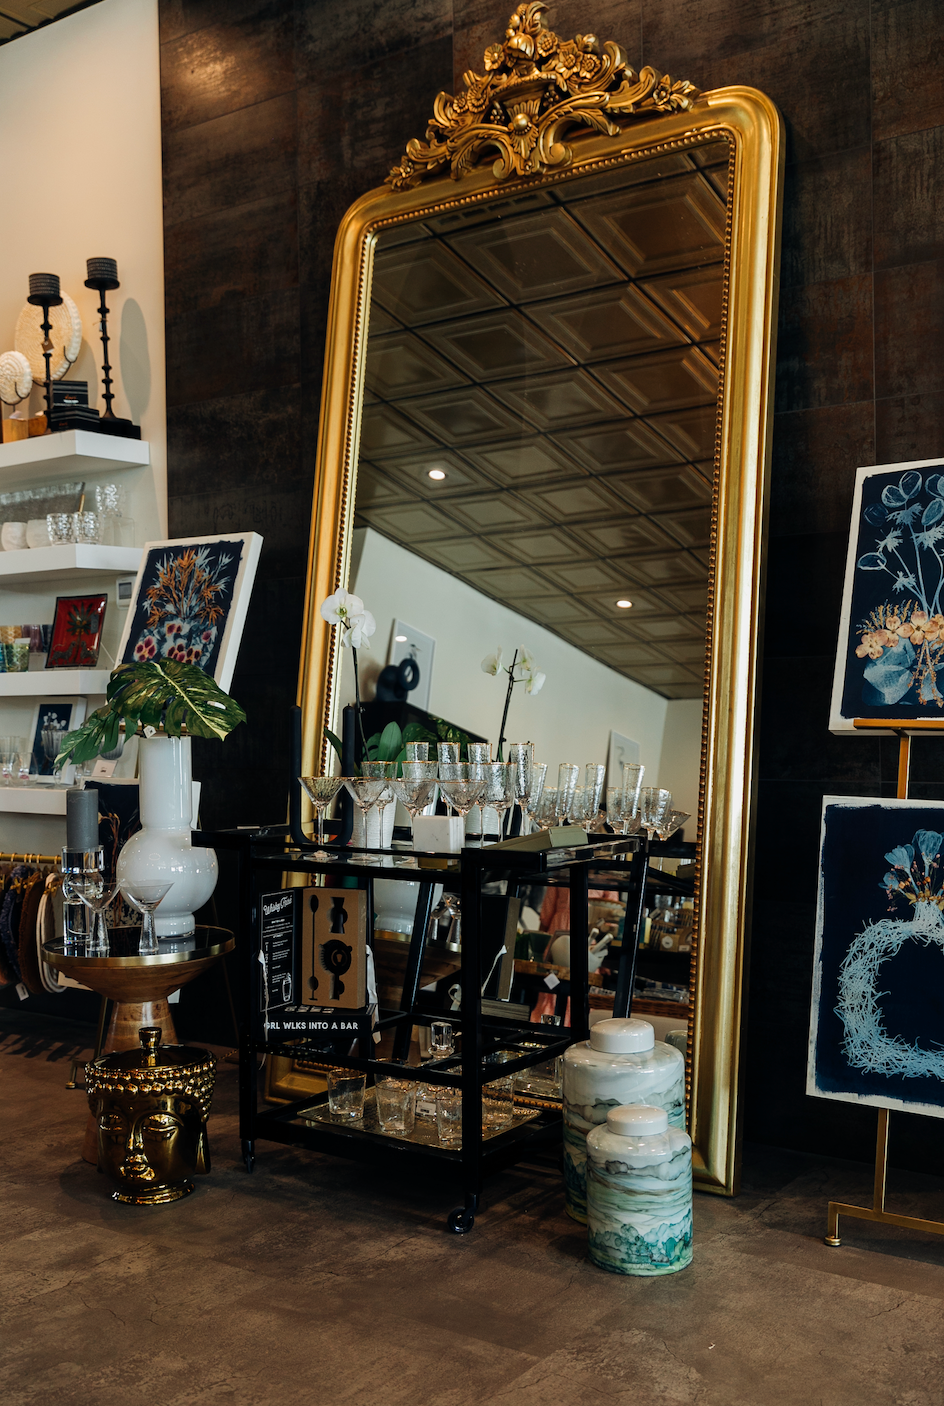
[
  {"left": 562, "top": 1017, "right": 684, "bottom": 1223},
  {"left": 586, "top": 1104, "right": 693, "bottom": 1276}
]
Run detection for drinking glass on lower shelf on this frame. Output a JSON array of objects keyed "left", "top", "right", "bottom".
[
  {"left": 121, "top": 880, "right": 173, "bottom": 955},
  {"left": 299, "top": 775, "right": 344, "bottom": 859},
  {"left": 327, "top": 1068, "right": 366, "bottom": 1121},
  {"left": 375, "top": 1075, "right": 417, "bottom": 1135},
  {"left": 482, "top": 1073, "right": 515, "bottom": 1130},
  {"left": 41, "top": 726, "right": 67, "bottom": 784},
  {"left": 436, "top": 1090, "right": 462, "bottom": 1147}
]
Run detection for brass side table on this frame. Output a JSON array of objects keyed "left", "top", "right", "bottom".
[{"left": 43, "top": 927, "right": 234, "bottom": 1162}]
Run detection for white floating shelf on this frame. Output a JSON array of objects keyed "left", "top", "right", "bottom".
[
  {"left": 0, "top": 543, "right": 142, "bottom": 584},
  {"left": 0, "top": 786, "right": 67, "bottom": 815},
  {"left": 0, "top": 429, "right": 149, "bottom": 486},
  {"left": 0, "top": 669, "right": 110, "bottom": 696}
]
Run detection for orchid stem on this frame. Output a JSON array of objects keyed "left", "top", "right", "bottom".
[
  {"left": 351, "top": 647, "right": 370, "bottom": 765},
  {"left": 496, "top": 649, "right": 518, "bottom": 762}
]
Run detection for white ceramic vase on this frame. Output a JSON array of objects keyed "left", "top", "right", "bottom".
[{"left": 116, "top": 735, "right": 218, "bottom": 937}]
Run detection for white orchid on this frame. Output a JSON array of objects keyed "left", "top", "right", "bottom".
[
  {"left": 481, "top": 646, "right": 503, "bottom": 675},
  {"left": 320, "top": 589, "right": 375, "bottom": 650},
  {"left": 486, "top": 644, "right": 546, "bottom": 756}
]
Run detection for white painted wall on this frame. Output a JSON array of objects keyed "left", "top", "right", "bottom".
[
  {"left": 0, "top": 0, "right": 165, "bottom": 855},
  {"left": 338, "top": 528, "right": 677, "bottom": 782},
  {"left": 659, "top": 698, "right": 703, "bottom": 819},
  {"left": 0, "top": 0, "right": 166, "bottom": 538}
]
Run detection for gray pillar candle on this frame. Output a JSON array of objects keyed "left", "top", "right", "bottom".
[{"left": 66, "top": 787, "right": 99, "bottom": 852}]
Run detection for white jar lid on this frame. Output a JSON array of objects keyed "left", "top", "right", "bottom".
[
  {"left": 588, "top": 1017, "right": 654, "bottom": 1052},
  {"left": 607, "top": 1104, "right": 668, "bottom": 1136}
]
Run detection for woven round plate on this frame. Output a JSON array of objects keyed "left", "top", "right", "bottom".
[
  {"left": 0, "top": 349, "right": 32, "bottom": 406},
  {"left": 14, "top": 290, "right": 83, "bottom": 381}
]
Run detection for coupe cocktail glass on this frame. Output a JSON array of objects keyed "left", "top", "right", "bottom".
[
  {"left": 75, "top": 869, "right": 119, "bottom": 956},
  {"left": 121, "top": 880, "right": 173, "bottom": 956},
  {"left": 639, "top": 786, "right": 672, "bottom": 840},
  {"left": 299, "top": 775, "right": 344, "bottom": 859},
  {"left": 389, "top": 776, "right": 437, "bottom": 850}
]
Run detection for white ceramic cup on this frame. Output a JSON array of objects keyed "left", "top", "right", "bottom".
[{"left": 1, "top": 521, "right": 27, "bottom": 551}]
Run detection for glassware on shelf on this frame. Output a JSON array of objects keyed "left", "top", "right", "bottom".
[
  {"left": 436, "top": 1090, "right": 462, "bottom": 1147},
  {"left": 72, "top": 510, "right": 102, "bottom": 545},
  {"left": 482, "top": 761, "right": 515, "bottom": 841},
  {"left": 45, "top": 512, "right": 74, "bottom": 545},
  {"left": 585, "top": 763, "right": 606, "bottom": 822},
  {"left": 532, "top": 787, "right": 558, "bottom": 830},
  {"left": 41, "top": 726, "right": 67, "bottom": 784},
  {"left": 75, "top": 869, "right": 119, "bottom": 956},
  {"left": 639, "top": 787, "right": 672, "bottom": 840},
  {"left": 299, "top": 775, "right": 344, "bottom": 859},
  {"left": 482, "top": 1073, "right": 515, "bottom": 1130},
  {"left": 556, "top": 763, "right": 579, "bottom": 824},
  {"left": 404, "top": 742, "right": 429, "bottom": 761},
  {"left": 523, "top": 761, "right": 547, "bottom": 835},
  {"left": 343, "top": 777, "right": 391, "bottom": 858},
  {"left": 568, "top": 784, "right": 593, "bottom": 828},
  {"left": 620, "top": 762, "right": 645, "bottom": 831},
  {"left": 429, "top": 1020, "right": 455, "bottom": 1058},
  {"left": 466, "top": 742, "right": 491, "bottom": 778},
  {"left": 121, "top": 879, "right": 173, "bottom": 956},
  {"left": 375, "top": 1074, "right": 417, "bottom": 1135},
  {"left": 657, "top": 808, "right": 691, "bottom": 841},
  {"left": 326, "top": 1068, "right": 366, "bottom": 1121},
  {"left": 388, "top": 776, "right": 437, "bottom": 848},
  {"left": 363, "top": 760, "right": 396, "bottom": 778},
  {"left": 436, "top": 742, "right": 459, "bottom": 767},
  {"left": 507, "top": 742, "right": 532, "bottom": 830},
  {"left": 438, "top": 766, "right": 487, "bottom": 821}
]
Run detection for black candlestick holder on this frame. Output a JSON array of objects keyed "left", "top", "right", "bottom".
[
  {"left": 84, "top": 257, "right": 140, "bottom": 439},
  {"left": 26, "top": 272, "right": 62, "bottom": 431}
]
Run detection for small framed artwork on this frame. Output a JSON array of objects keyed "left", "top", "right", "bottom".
[
  {"left": 830, "top": 457, "right": 944, "bottom": 733},
  {"left": 115, "top": 532, "right": 263, "bottom": 690},
  {"left": 29, "top": 697, "right": 87, "bottom": 778},
  {"left": 45, "top": 595, "right": 107, "bottom": 669},
  {"left": 388, "top": 619, "right": 435, "bottom": 712},
  {"left": 808, "top": 796, "right": 944, "bottom": 1119}
]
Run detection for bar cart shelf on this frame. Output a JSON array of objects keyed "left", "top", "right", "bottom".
[{"left": 196, "top": 827, "right": 657, "bottom": 1234}]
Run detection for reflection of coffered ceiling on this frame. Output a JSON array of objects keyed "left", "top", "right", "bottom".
[{"left": 354, "top": 143, "right": 729, "bottom": 700}]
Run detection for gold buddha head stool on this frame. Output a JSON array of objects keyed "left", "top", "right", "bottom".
[{"left": 86, "top": 1026, "right": 217, "bottom": 1204}]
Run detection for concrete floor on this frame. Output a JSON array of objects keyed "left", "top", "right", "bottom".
[{"left": 3, "top": 1010, "right": 944, "bottom": 1406}]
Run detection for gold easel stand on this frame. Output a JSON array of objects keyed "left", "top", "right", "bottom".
[{"left": 825, "top": 718, "right": 944, "bottom": 1247}]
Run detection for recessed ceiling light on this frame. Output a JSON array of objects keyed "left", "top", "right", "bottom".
[
  {"left": 616, "top": 598, "right": 633, "bottom": 609},
  {"left": 428, "top": 468, "right": 447, "bottom": 481},
  {"left": 394, "top": 634, "right": 408, "bottom": 642}
]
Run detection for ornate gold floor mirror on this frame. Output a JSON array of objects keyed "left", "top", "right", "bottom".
[{"left": 296, "top": 3, "right": 784, "bottom": 1194}]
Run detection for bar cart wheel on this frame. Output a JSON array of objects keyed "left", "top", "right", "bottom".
[
  {"left": 446, "top": 1195, "right": 479, "bottom": 1234},
  {"left": 242, "top": 1139, "right": 255, "bottom": 1173}
]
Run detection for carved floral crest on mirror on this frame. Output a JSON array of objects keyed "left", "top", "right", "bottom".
[{"left": 298, "top": 3, "right": 784, "bottom": 1194}]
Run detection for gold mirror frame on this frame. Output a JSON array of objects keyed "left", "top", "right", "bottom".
[{"left": 296, "top": 16, "right": 783, "bottom": 1195}]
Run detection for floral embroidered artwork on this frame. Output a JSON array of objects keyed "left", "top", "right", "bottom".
[
  {"left": 836, "top": 461, "right": 944, "bottom": 722},
  {"left": 808, "top": 798, "right": 944, "bottom": 1118},
  {"left": 45, "top": 594, "right": 107, "bottom": 669},
  {"left": 121, "top": 541, "right": 243, "bottom": 677}
]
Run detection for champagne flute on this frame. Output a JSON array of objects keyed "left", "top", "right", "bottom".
[
  {"left": 482, "top": 761, "right": 515, "bottom": 841},
  {"left": 300, "top": 775, "right": 344, "bottom": 859},
  {"left": 522, "top": 761, "right": 547, "bottom": 836},
  {"left": 639, "top": 786, "right": 672, "bottom": 840},
  {"left": 556, "top": 763, "right": 579, "bottom": 824},
  {"left": 121, "top": 880, "right": 173, "bottom": 956},
  {"left": 507, "top": 742, "right": 533, "bottom": 833},
  {"left": 620, "top": 762, "right": 645, "bottom": 830},
  {"left": 585, "top": 763, "right": 606, "bottom": 823}
]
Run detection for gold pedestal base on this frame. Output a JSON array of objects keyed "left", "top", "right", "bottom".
[{"left": 113, "top": 1180, "right": 194, "bottom": 1205}]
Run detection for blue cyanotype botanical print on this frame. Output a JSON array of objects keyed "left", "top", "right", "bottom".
[{"left": 842, "top": 464, "right": 944, "bottom": 719}]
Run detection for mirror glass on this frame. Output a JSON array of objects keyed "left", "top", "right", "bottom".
[
  {"left": 335, "top": 139, "right": 728, "bottom": 831},
  {"left": 328, "top": 137, "right": 729, "bottom": 1033}
]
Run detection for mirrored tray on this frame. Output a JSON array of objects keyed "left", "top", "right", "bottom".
[{"left": 297, "top": 1088, "right": 541, "bottom": 1146}]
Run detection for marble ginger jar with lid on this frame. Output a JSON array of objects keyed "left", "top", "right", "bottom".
[
  {"left": 586, "top": 1104, "right": 693, "bottom": 1276},
  {"left": 562, "top": 1017, "right": 685, "bottom": 1223}
]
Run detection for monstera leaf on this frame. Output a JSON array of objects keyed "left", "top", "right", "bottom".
[{"left": 56, "top": 660, "right": 246, "bottom": 767}]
